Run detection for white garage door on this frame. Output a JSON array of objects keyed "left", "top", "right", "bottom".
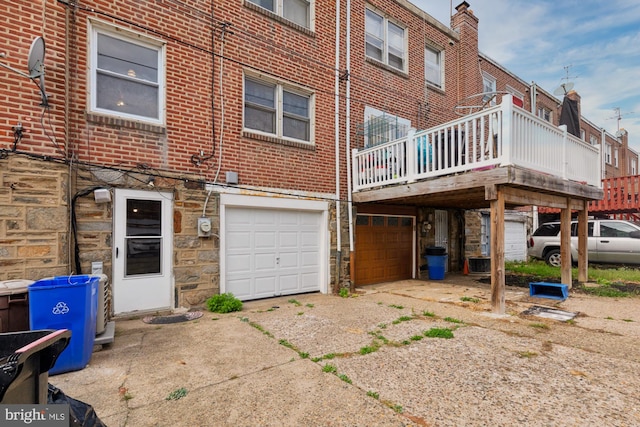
[
  {"left": 225, "top": 207, "right": 322, "bottom": 300},
  {"left": 505, "top": 219, "right": 527, "bottom": 261}
]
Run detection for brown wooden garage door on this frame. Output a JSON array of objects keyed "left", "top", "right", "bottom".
[{"left": 355, "top": 214, "right": 414, "bottom": 286}]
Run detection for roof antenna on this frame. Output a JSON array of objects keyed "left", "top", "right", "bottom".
[
  {"left": 552, "top": 65, "right": 577, "bottom": 97},
  {"left": 0, "top": 37, "right": 49, "bottom": 107}
]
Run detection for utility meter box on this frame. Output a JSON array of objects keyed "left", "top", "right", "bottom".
[{"left": 198, "top": 217, "right": 212, "bottom": 237}]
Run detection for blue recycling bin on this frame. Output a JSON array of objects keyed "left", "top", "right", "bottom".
[
  {"left": 28, "top": 275, "right": 98, "bottom": 375},
  {"left": 425, "top": 255, "right": 448, "bottom": 280}
]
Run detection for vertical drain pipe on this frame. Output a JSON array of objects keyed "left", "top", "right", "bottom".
[
  {"left": 334, "top": 0, "right": 342, "bottom": 292},
  {"left": 345, "top": 0, "right": 355, "bottom": 289}
]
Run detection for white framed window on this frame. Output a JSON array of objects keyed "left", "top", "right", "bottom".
[
  {"left": 537, "top": 107, "right": 551, "bottom": 122},
  {"left": 589, "top": 134, "right": 599, "bottom": 146},
  {"left": 580, "top": 129, "right": 586, "bottom": 141},
  {"left": 605, "top": 143, "right": 612, "bottom": 164},
  {"left": 614, "top": 147, "right": 619, "bottom": 167},
  {"left": 89, "top": 21, "right": 165, "bottom": 125},
  {"left": 247, "top": 0, "right": 312, "bottom": 29},
  {"left": 631, "top": 158, "right": 637, "bottom": 175},
  {"left": 362, "top": 106, "right": 410, "bottom": 147},
  {"left": 481, "top": 72, "right": 496, "bottom": 105},
  {"left": 365, "top": 8, "right": 406, "bottom": 72},
  {"left": 425, "top": 46, "right": 443, "bottom": 89},
  {"left": 244, "top": 73, "right": 313, "bottom": 143}
]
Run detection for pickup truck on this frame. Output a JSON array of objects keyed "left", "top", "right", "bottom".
[{"left": 527, "top": 219, "right": 640, "bottom": 266}]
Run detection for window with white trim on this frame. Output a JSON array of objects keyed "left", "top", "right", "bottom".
[
  {"left": 614, "top": 147, "right": 619, "bottom": 167},
  {"left": 631, "top": 158, "right": 637, "bottom": 175},
  {"left": 89, "top": 23, "right": 165, "bottom": 125},
  {"left": 365, "top": 8, "right": 406, "bottom": 72},
  {"left": 580, "top": 129, "right": 586, "bottom": 141},
  {"left": 362, "top": 106, "right": 410, "bottom": 147},
  {"left": 425, "top": 46, "right": 443, "bottom": 89},
  {"left": 537, "top": 107, "right": 551, "bottom": 122},
  {"left": 481, "top": 72, "right": 496, "bottom": 105},
  {"left": 605, "top": 143, "right": 612, "bottom": 164},
  {"left": 589, "top": 134, "right": 598, "bottom": 146},
  {"left": 244, "top": 74, "right": 313, "bottom": 143},
  {"left": 247, "top": 0, "right": 311, "bottom": 29}
]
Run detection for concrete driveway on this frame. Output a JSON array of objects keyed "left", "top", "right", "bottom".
[{"left": 50, "top": 276, "right": 640, "bottom": 426}]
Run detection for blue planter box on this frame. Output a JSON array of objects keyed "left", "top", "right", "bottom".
[{"left": 529, "top": 282, "right": 569, "bottom": 301}]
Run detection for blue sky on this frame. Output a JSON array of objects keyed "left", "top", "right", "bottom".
[{"left": 411, "top": 0, "right": 640, "bottom": 153}]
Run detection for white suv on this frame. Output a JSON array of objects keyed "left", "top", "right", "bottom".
[{"left": 527, "top": 219, "right": 640, "bottom": 266}]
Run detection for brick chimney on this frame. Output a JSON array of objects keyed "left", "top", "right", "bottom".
[{"left": 452, "top": 2, "right": 481, "bottom": 104}]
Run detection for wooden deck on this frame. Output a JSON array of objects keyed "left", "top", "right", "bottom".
[{"left": 350, "top": 96, "right": 604, "bottom": 314}]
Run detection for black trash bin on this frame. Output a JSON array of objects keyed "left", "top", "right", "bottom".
[{"left": 0, "top": 329, "right": 71, "bottom": 404}]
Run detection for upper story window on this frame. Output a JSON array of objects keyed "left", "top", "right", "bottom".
[
  {"left": 89, "top": 22, "right": 165, "bottom": 125},
  {"left": 631, "top": 158, "right": 637, "bottom": 175},
  {"left": 580, "top": 129, "right": 586, "bottom": 141},
  {"left": 244, "top": 74, "right": 313, "bottom": 144},
  {"left": 614, "top": 147, "right": 619, "bottom": 167},
  {"left": 247, "top": 0, "right": 311, "bottom": 29},
  {"left": 481, "top": 72, "right": 496, "bottom": 105},
  {"left": 365, "top": 8, "right": 406, "bottom": 72},
  {"left": 425, "top": 46, "right": 443, "bottom": 89},
  {"left": 605, "top": 143, "right": 612, "bottom": 164},
  {"left": 589, "top": 134, "right": 599, "bottom": 146},
  {"left": 362, "top": 106, "right": 410, "bottom": 147},
  {"left": 537, "top": 107, "right": 552, "bottom": 122}
]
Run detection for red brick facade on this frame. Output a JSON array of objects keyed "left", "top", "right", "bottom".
[{"left": 1, "top": 1, "right": 635, "bottom": 307}]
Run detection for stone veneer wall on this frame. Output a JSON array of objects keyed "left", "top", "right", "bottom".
[{"left": 0, "top": 155, "right": 70, "bottom": 281}]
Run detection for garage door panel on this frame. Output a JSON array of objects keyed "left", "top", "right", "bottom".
[
  {"left": 255, "top": 253, "right": 277, "bottom": 270},
  {"left": 225, "top": 207, "right": 322, "bottom": 300},
  {"left": 254, "top": 276, "right": 277, "bottom": 294},
  {"left": 279, "top": 252, "right": 299, "bottom": 268},
  {"left": 227, "top": 231, "right": 251, "bottom": 250},
  {"left": 279, "top": 231, "right": 299, "bottom": 248},
  {"left": 227, "top": 254, "right": 252, "bottom": 273},
  {"left": 355, "top": 214, "right": 414, "bottom": 286},
  {"left": 226, "top": 278, "right": 252, "bottom": 299},
  {"left": 255, "top": 231, "right": 277, "bottom": 249}
]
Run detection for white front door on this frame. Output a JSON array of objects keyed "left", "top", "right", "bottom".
[{"left": 113, "top": 189, "right": 173, "bottom": 314}]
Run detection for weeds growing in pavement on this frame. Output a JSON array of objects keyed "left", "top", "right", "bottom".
[
  {"left": 166, "top": 387, "right": 188, "bottom": 401},
  {"left": 460, "top": 296, "right": 480, "bottom": 303},
  {"left": 367, "top": 391, "right": 379, "bottom": 399},
  {"left": 424, "top": 328, "right": 454, "bottom": 339},
  {"left": 444, "top": 316, "right": 463, "bottom": 324}
]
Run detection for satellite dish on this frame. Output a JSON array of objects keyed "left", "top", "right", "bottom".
[
  {"left": 0, "top": 36, "right": 48, "bottom": 107},
  {"left": 27, "top": 37, "right": 48, "bottom": 107},
  {"left": 553, "top": 82, "right": 574, "bottom": 96},
  {"left": 27, "top": 37, "right": 45, "bottom": 78}
]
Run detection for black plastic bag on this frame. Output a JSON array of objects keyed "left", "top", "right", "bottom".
[{"left": 48, "top": 384, "right": 107, "bottom": 427}]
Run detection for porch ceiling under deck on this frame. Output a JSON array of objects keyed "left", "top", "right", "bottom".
[{"left": 352, "top": 165, "right": 604, "bottom": 209}]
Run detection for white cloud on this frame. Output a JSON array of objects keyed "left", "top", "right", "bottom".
[{"left": 411, "top": 0, "right": 640, "bottom": 152}]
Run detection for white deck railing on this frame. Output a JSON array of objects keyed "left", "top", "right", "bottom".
[{"left": 352, "top": 95, "right": 602, "bottom": 192}]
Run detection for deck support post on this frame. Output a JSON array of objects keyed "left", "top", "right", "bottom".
[
  {"left": 490, "top": 187, "right": 505, "bottom": 314},
  {"left": 560, "top": 201, "right": 572, "bottom": 288},
  {"left": 577, "top": 200, "right": 589, "bottom": 283}
]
